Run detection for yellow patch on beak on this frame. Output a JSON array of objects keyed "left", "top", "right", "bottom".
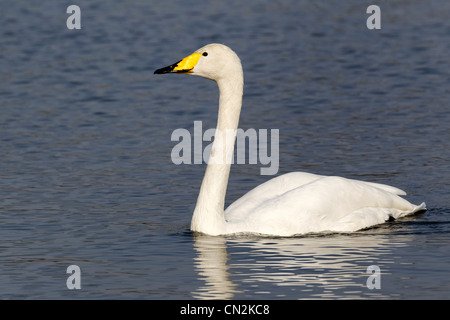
[{"left": 173, "top": 52, "right": 202, "bottom": 73}]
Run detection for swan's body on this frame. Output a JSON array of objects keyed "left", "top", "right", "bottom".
[{"left": 155, "top": 43, "right": 426, "bottom": 236}]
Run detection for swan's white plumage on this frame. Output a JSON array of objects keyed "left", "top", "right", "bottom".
[
  {"left": 155, "top": 43, "right": 426, "bottom": 236},
  {"left": 225, "top": 173, "right": 425, "bottom": 236}
]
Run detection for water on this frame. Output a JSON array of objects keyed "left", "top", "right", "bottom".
[{"left": 0, "top": 0, "right": 449, "bottom": 299}]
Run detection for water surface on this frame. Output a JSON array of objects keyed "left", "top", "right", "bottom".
[{"left": 1, "top": 0, "right": 449, "bottom": 299}]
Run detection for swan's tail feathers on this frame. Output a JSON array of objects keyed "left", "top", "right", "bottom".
[
  {"left": 412, "top": 202, "right": 427, "bottom": 214},
  {"left": 334, "top": 202, "right": 427, "bottom": 232},
  {"left": 389, "top": 202, "right": 427, "bottom": 220}
]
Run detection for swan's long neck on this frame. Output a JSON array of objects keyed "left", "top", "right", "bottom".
[{"left": 191, "top": 73, "right": 244, "bottom": 235}]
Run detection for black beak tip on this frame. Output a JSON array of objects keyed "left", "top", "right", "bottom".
[
  {"left": 154, "top": 67, "right": 170, "bottom": 74},
  {"left": 154, "top": 60, "right": 182, "bottom": 75}
]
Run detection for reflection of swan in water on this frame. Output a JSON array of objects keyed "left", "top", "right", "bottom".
[
  {"left": 191, "top": 231, "right": 412, "bottom": 299},
  {"left": 192, "top": 235, "right": 240, "bottom": 299},
  {"left": 155, "top": 43, "right": 426, "bottom": 236}
]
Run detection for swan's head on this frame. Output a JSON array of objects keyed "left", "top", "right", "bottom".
[{"left": 154, "top": 43, "right": 243, "bottom": 83}]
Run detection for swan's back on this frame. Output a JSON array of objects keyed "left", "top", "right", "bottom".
[
  {"left": 225, "top": 172, "right": 321, "bottom": 216},
  {"left": 225, "top": 173, "right": 425, "bottom": 236}
]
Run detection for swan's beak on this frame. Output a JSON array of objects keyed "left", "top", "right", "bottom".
[{"left": 154, "top": 52, "right": 202, "bottom": 74}]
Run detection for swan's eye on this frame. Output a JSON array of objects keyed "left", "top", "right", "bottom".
[{"left": 202, "top": 52, "right": 208, "bottom": 57}]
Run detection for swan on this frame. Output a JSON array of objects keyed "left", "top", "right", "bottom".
[{"left": 154, "top": 43, "right": 426, "bottom": 236}]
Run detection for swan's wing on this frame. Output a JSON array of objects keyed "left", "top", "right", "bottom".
[
  {"left": 225, "top": 172, "right": 323, "bottom": 219},
  {"left": 225, "top": 171, "right": 406, "bottom": 219},
  {"left": 352, "top": 180, "right": 407, "bottom": 196},
  {"left": 225, "top": 175, "right": 425, "bottom": 236}
]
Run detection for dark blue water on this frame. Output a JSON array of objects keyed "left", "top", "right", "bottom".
[{"left": 1, "top": 0, "right": 449, "bottom": 299}]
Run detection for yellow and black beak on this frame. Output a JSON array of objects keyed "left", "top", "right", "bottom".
[{"left": 154, "top": 52, "right": 202, "bottom": 74}]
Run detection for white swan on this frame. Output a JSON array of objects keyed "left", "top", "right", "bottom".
[{"left": 155, "top": 43, "right": 426, "bottom": 236}]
